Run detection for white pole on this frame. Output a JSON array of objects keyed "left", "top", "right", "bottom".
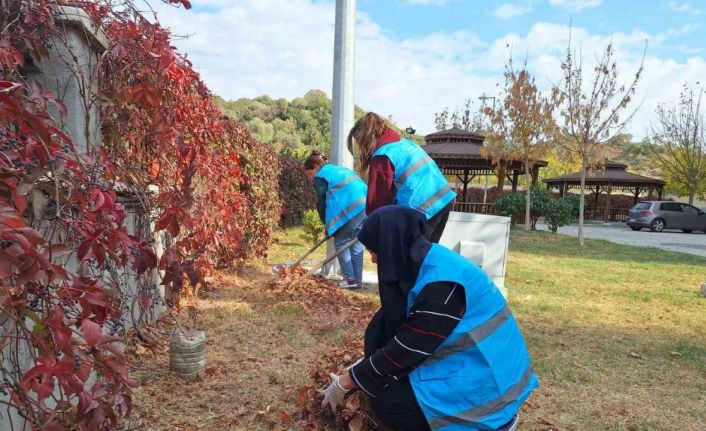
[{"left": 324, "top": 0, "right": 356, "bottom": 277}]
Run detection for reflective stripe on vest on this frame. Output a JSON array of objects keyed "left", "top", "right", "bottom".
[
  {"left": 418, "top": 184, "right": 453, "bottom": 213},
  {"left": 427, "top": 367, "right": 535, "bottom": 430},
  {"left": 372, "top": 139, "right": 456, "bottom": 219},
  {"left": 407, "top": 245, "right": 538, "bottom": 430},
  {"left": 419, "top": 305, "right": 511, "bottom": 368},
  {"left": 314, "top": 164, "right": 367, "bottom": 235},
  {"left": 327, "top": 175, "right": 357, "bottom": 196},
  {"left": 325, "top": 197, "right": 366, "bottom": 233}
]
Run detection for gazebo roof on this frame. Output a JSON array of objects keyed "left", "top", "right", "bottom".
[
  {"left": 423, "top": 127, "right": 547, "bottom": 167},
  {"left": 425, "top": 127, "right": 486, "bottom": 142},
  {"left": 544, "top": 168, "right": 665, "bottom": 187}
]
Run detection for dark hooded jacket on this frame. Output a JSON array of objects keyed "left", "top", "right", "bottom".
[{"left": 350, "top": 207, "right": 466, "bottom": 397}]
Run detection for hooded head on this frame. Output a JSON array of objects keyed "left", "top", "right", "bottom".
[
  {"left": 357, "top": 206, "right": 432, "bottom": 352},
  {"left": 357, "top": 206, "right": 431, "bottom": 295}
]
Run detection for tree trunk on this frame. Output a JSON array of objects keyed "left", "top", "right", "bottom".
[
  {"left": 524, "top": 157, "right": 531, "bottom": 231},
  {"left": 689, "top": 190, "right": 695, "bottom": 205},
  {"left": 578, "top": 158, "right": 587, "bottom": 246},
  {"left": 496, "top": 164, "right": 506, "bottom": 191}
]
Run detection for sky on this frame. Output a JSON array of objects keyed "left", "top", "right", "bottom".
[{"left": 150, "top": 0, "right": 706, "bottom": 138}]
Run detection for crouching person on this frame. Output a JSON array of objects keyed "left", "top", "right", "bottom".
[{"left": 320, "top": 206, "right": 537, "bottom": 430}]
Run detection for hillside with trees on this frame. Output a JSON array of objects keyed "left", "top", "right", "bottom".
[{"left": 215, "top": 90, "right": 423, "bottom": 159}]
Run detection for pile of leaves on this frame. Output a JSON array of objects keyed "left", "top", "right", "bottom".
[{"left": 266, "top": 266, "right": 382, "bottom": 431}]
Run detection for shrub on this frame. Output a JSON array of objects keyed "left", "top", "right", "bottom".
[
  {"left": 494, "top": 187, "right": 554, "bottom": 228},
  {"left": 561, "top": 194, "right": 581, "bottom": 218},
  {"left": 278, "top": 154, "right": 316, "bottom": 227},
  {"left": 545, "top": 198, "right": 574, "bottom": 233},
  {"left": 300, "top": 209, "right": 325, "bottom": 246}
]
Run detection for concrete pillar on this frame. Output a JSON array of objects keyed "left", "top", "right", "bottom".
[
  {"left": 27, "top": 6, "right": 108, "bottom": 153},
  {"left": 325, "top": 0, "right": 356, "bottom": 277},
  {"left": 330, "top": 0, "right": 356, "bottom": 170}
]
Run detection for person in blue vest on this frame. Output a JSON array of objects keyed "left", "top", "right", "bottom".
[
  {"left": 305, "top": 151, "right": 367, "bottom": 289},
  {"left": 320, "top": 206, "right": 537, "bottom": 431},
  {"left": 347, "top": 112, "right": 456, "bottom": 243}
]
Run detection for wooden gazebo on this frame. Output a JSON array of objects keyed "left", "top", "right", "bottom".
[
  {"left": 544, "top": 160, "right": 666, "bottom": 222},
  {"left": 424, "top": 127, "right": 548, "bottom": 213}
]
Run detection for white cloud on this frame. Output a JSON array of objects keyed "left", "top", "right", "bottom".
[
  {"left": 152, "top": 1, "right": 705, "bottom": 139},
  {"left": 668, "top": 1, "right": 703, "bottom": 14},
  {"left": 494, "top": 3, "right": 532, "bottom": 19},
  {"left": 548, "top": 0, "right": 603, "bottom": 12},
  {"left": 404, "top": 0, "right": 447, "bottom": 5}
]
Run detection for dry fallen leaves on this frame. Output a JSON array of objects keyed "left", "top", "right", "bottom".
[{"left": 267, "top": 266, "right": 382, "bottom": 431}]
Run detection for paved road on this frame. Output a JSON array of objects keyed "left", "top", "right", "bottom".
[{"left": 536, "top": 222, "right": 706, "bottom": 257}]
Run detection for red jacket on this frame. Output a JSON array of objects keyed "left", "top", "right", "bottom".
[{"left": 366, "top": 129, "right": 400, "bottom": 215}]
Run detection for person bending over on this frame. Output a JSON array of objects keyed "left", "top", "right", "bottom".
[
  {"left": 347, "top": 112, "right": 456, "bottom": 243},
  {"left": 305, "top": 151, "right": 367, "bottom": 289}
]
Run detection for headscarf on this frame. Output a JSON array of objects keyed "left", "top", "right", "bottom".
[{"left": 357, "top": 206, "right": 432, "bottom": 353}]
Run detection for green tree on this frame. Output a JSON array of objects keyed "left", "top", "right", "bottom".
[
  {"left": 485, "top": 60, "right": 558, "bottom": 231},
  {"left": 650, "top": 84, "right": 706, "bottom": 204}
]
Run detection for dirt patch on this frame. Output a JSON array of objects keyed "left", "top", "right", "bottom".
[{"left": 126, "top": 266, "right": 380, "bottom": 430}]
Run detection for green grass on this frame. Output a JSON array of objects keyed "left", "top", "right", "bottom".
[
  {"left": 507, "top": 230, "right": 706, "bottom": 430},
  {"left": 267, "top": 227, "right": 706, "bottom": 429}
]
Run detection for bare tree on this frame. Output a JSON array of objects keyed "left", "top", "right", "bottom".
[
  {"left": 485, "top": 60, "right": 559, "bottom": 230},
  {"left": 434, "top": 106, "right": 450, "bottom": 131},
  {"left": 433, "top": 99, "right": 485, "bottom": 132},
  {"left": 554, "top": 39, "right": 645, "bottom": 245},
  {"left": 651, "top": 84, "right": 706, "bottom": 204}
]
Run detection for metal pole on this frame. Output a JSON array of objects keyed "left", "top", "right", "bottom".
[{"left": 324, "top": 0, "right": 356, "bottom": 277}]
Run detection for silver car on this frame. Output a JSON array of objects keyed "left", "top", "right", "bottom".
[{"left": 626, "top": 201, "right": 706, "bottom": 233}]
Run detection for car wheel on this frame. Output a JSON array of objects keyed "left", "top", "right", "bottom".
[
  {"left": 649, "top": 219, "right": 665, "bottom": 232},
  {"left": 630, "top": 226, "right": 642, "bottom": 231},
  {"left": 682, "top": 229, "right": 693, "bottom": 233}
]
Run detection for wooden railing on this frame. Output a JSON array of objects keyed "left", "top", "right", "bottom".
[
  {"left": 583, "top": 207, "right": 630, "bottom": 222},
  {"left": 452, "top": 202, "right": 496, "bottom": 215}
]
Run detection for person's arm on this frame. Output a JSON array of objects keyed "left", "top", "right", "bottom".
[
  {"left": 313, "top": 177, "right": 327, "bottom": 223},
  {"left": 347, "top": 281, "right": 466, "bottom": 397},
  {"left": 366, "top": 156, "right": 395, "bottom": 215}
]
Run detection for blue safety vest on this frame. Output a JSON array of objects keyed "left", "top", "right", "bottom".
[
  {"left": 372, "top": 139, "right": 456, "bottom": 219},
  {"left": 407, "top": 245, "right": 539, "bottom": 431},
  {"left": 315, "top": 164, "right": 368, "bottom": 235}
]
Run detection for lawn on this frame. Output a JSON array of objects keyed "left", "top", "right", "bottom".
[
  {"left": 506, "top": 231, "right": 706, "bottom": 430},
  {"left": 129, "top": 228, "right": 706, "bottom": 430}
]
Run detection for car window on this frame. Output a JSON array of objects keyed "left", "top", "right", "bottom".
[
  {"left": 634, "top": 202, "right": 651, "bottom": 210},
  {"left": 660, "top": 203, "right": 682, "bottom": 212},
  {"left": 681, "top": 204, "right": 698, "bottom": 215}
]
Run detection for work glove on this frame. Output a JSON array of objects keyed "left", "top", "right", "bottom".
[{"left": 319, "top": 373, "right": 350, "bottom": 414}]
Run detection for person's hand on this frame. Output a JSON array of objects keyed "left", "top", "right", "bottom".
[{"left": 319, "top": 372, "right": 350, "bottom": 413}]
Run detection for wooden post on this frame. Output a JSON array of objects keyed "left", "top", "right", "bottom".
[
  {"left": 633, "top": 186, "right": 640, "bottom": 204},
  {"left": 511, "top": 170, "right": 519, "bottom": 192},
  {"left": 462, "top": 169, "right": 469, "bottom": 202},
  {"left": 603, "top": 183, "right": 613, "bottom": 223}
]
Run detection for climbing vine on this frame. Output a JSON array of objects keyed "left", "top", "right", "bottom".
[{"left": 0, "top": 1, "right": 280, "bottom": 429}]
